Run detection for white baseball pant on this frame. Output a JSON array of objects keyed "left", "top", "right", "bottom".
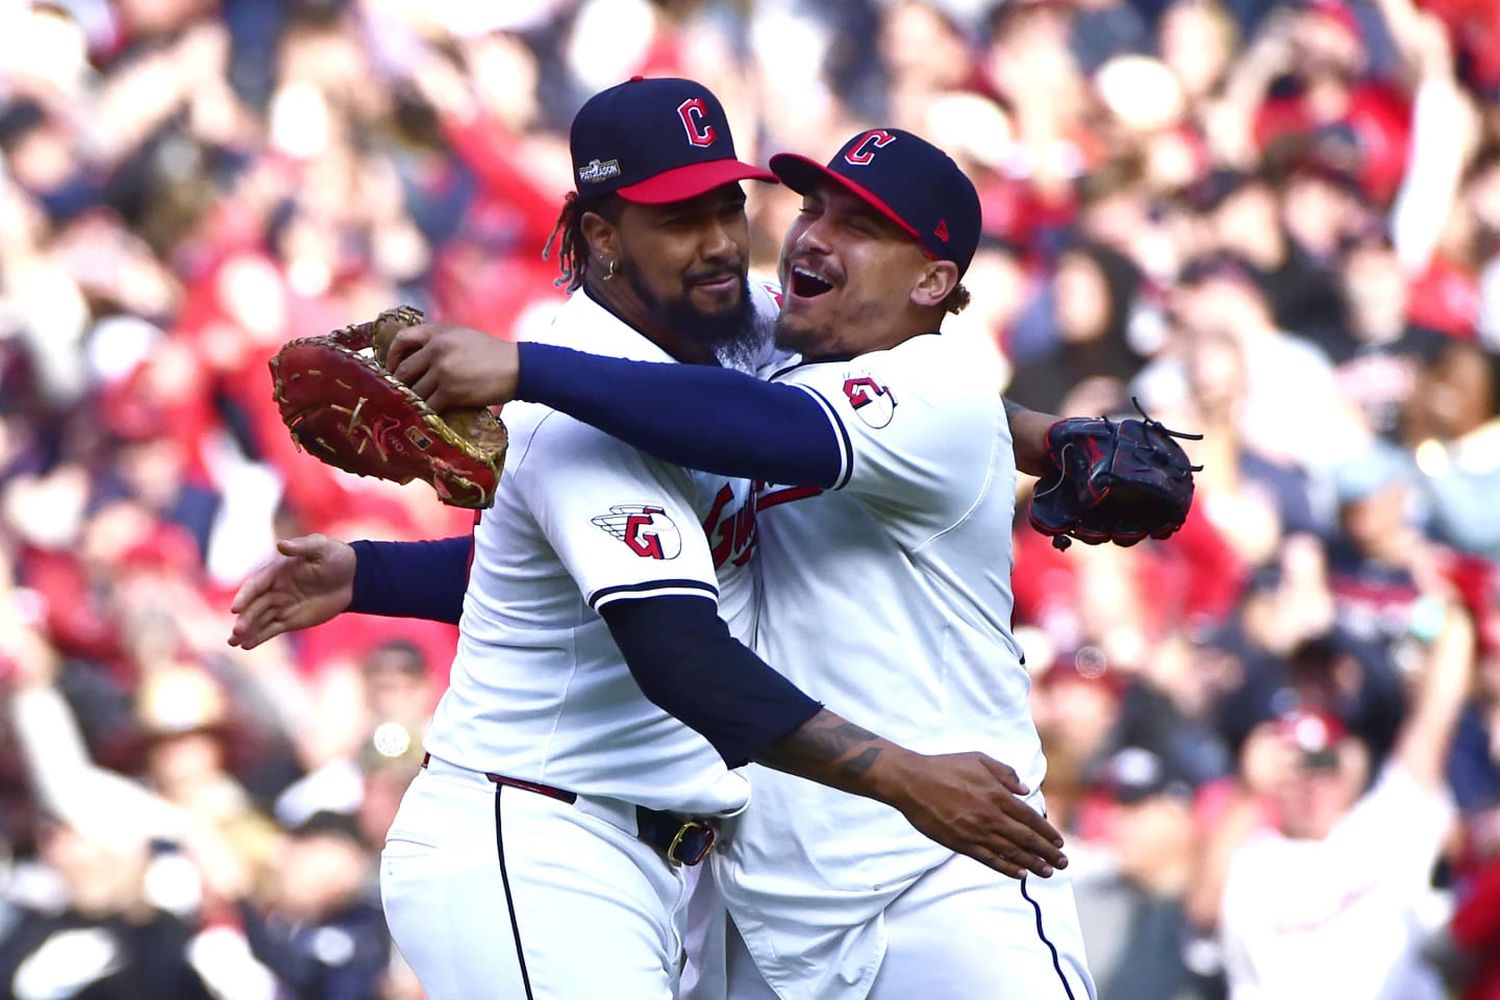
[
  {"left": 380, "top": 754, "right": 693, "bottom": 999},
  {"left": 726, "top": 851, "right": 1096, "bottom": 1000}
]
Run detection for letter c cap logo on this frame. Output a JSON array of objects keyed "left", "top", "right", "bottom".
[
  {"left": 844, "top": 129, "right": 897, "bottom": 166},
  {"left": 677, "top": 98, "right": 716, "bottom": 147}
]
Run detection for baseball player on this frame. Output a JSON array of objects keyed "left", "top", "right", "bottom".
[
  {"left": 232, "top": 83, "right": 1066, "bottom": 1000},
  {"left": 386, "top": 129, "right": 1097, "bottom": 998}
]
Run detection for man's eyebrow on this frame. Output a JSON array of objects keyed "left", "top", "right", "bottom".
[
  {"left": 847, "top": 204, "right": 901, "bottom": 233},
  {"left": 697, "top": 190, "right": 747, "bottom": 213}
]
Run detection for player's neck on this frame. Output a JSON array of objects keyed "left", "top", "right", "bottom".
[
  {"left": 837, "top": 307, "right": 943, "bottom": 358},
  {"left": 794, "top": 328, "right": 936, "bottom": 364},
  {"left": 583, "top": 280, "right": 718, "bottom": 366}
]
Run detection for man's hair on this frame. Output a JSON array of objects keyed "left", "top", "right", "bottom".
[
  {"left": 544, "top": 193, "right": 623, "bottom": 291},
  {"left": 942, "top": 283, "right": 970, "bottom": 315}
]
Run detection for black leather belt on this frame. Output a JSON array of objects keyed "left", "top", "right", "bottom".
[{"left": 421, "top": 753, "right": 716, "bottom": 866}]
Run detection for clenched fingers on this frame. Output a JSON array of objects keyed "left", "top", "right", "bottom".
[
  {"left": 426, "top": 382, "right": 454, "bottom": 414},
  {"left": 386, "top": 326, "right": 435, "bottom": 375},
  {"left": 390, "top": 342, "right": 434, "bottom": 389},
  {"left": 407, "top": 367, "right": 436, "bottom": 401}
]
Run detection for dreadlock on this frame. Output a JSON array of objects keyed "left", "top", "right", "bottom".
[{"left": 542, "top": 192, "right": 622, "bottom": 292}]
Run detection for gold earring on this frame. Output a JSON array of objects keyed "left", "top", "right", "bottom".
[{"left": 601, "top": 257, "right": 616, "bottom": 281}]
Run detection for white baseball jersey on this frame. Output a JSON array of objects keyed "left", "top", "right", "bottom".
[
  {"left": 422, "top": 285, "right": 779, "bottom": 816},
  {"left": 1219, "top": 763, "right": 1455, "bottom": 1000},
  {"left": 713, "top": 331, "right": 1049, "bottom": 999}
]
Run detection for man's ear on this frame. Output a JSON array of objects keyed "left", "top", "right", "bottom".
[
  {"left": 580, "top": 210, "right": 619, "bottom": 265},
  {"left": 911, "top": 260, "right": 960, "bottom": 308}
]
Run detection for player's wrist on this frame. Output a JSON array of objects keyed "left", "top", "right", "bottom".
[
  {"left": 514, "top": 342, "right": 572, "bottom": 407},
  {"left": 1005, "top": 402, "right": 1062, "bottom": 478},
  {"left": 862, "top": 745, "right": 925, "bottom": 808}
]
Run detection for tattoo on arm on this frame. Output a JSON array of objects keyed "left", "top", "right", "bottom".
[{"left": 757, "top": 708, "right": 889, "bottom": 789}]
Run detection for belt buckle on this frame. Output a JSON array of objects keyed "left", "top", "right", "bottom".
[{"left": 666, "top": 819, "right": 716, "bottom": 866}]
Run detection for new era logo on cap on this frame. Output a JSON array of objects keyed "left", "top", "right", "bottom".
[
  {"left": 769, "top": 128, "right": 982, "bottom": 275},
  {"left": 569, "top": 77, "right": 775, "bottom": 205}
]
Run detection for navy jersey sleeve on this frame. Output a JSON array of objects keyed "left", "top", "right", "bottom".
[
  {"left": 599, "top": 594, "right": 821, "bottom": 767},
  {"left": 348, "top": 537, "right": 471, "bottom": 623},
  {"left": 516, "top": 343, "right": 843, "bottom": 488}
]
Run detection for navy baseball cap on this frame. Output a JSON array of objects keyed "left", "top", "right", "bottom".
[
  {"left": 570, "top": 77, "right": 776, "bottom": 205},
  {"left": 769, "top": 128, "right": 982, "bottom": 276}
]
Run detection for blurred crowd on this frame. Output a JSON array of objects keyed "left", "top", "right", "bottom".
[{"left": 1, "top": 0, "right": 1498, "bottom": 997}]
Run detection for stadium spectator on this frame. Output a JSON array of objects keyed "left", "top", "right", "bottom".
[
  {"left": 0, "top": 1, "right": 1496, "bottom": 996},
  {"left": 1218, "top": 603, "right": 1475, "bottom": 999}
]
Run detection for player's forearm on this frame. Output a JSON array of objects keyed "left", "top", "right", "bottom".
[
  {"left": 601, "top": 595, "right": 823, "bottom": 768},
  {"left": 606, "top": 596, "right": 922, "bottom": 800},
  {"left": 516, "top": 343, "right": 842, "bottom": 487},
  {"left": 1003, "top": 397, "right": 1057, "bottom": 478},
  {"left": 756, "top": 708, "right": 920, "bottom": 805},
  {"left": 349, "top": 536, "right": 471, "bottom": 623}
]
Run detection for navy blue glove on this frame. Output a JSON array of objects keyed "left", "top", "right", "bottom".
[{"left": 1029, "top": 400, "right": 1201, "bottom": 550}]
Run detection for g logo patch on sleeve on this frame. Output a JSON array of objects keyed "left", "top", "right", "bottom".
[
  {"left": 592, "top": 505, "right": 683, "bottom": 559},
  {"left": 842, "top": 374, "right": 897, "bottom": 429}
]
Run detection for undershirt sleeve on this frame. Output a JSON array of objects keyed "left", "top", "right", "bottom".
[
  {"left": 515, "top": 343, "right": 843, "bottom": 488},
  {"left": 599, "top": 594, "right": 822, "bottom": 768},
  {"left": 348, "top": 537, "right": 472, "bottom": 623}
]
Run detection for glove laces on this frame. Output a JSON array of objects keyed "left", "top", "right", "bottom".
[{"left": 1130, "top": 397, "right": 1204, "bottom": 472}]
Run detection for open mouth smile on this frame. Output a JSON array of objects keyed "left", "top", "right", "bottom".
[{"left": 790, "top": 264, "right": 834, "bottom": 298}]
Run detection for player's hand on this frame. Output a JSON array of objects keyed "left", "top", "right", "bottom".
[
  {"left": 889, "top": 751, "right": 1068, "bottom": 880},
  {"left": 228, "top": 534, "right": 356, "bottom": 649},
  {"left": 388, "top": 323, "right": 520, "bottom": 413}
]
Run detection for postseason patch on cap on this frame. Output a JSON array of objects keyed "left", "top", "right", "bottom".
[{"left": 577, "top": 158, "right": 622, "bottom": 185}]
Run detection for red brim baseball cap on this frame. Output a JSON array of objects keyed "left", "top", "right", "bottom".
[
  {"left": 770, "top": 152, "right": 929, "bottom": 251},
  {"left": 770, "top": 128, "right": 982, "bottom": 275},
  {"left": 571, "top": 77, "right": 777, "bottom": 205},
  {"left": 617, "top": 158, "right": 776, "bottom": 205}
]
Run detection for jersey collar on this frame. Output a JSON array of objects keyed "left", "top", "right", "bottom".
[{"left": 526, "top": 287, "right": 681, "bottom": 364}]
